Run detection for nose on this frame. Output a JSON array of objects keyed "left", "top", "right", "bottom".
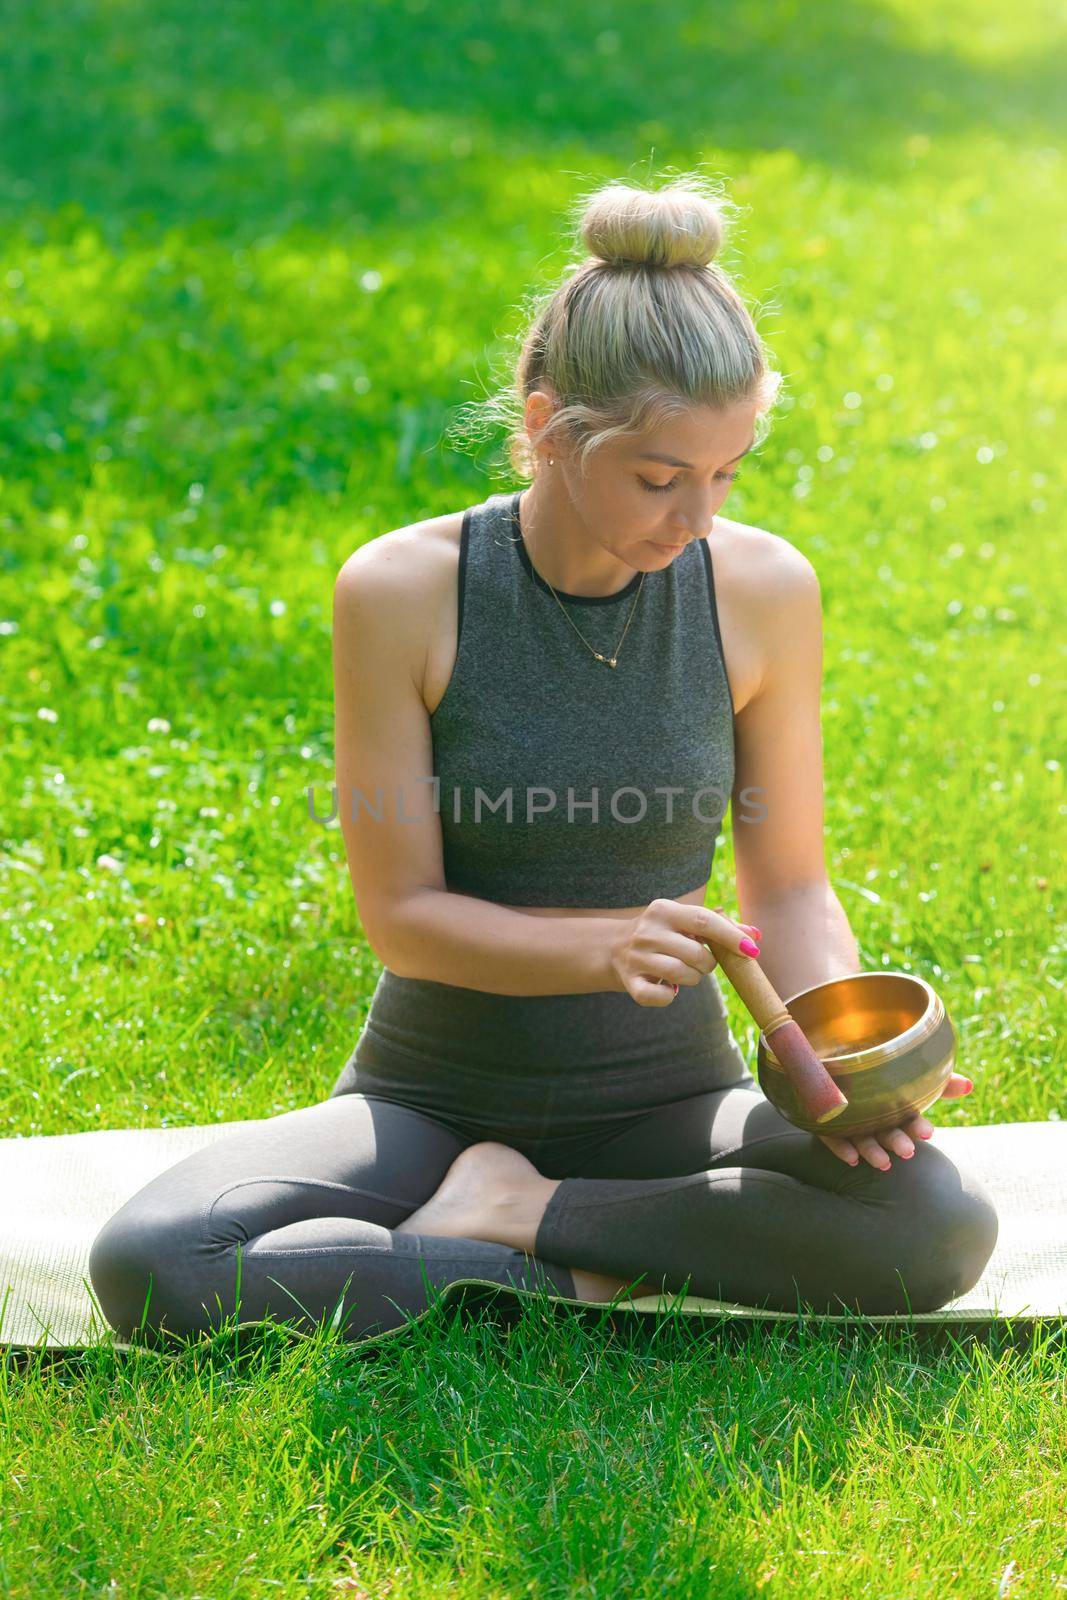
[
  {"left": 671, "top": 486, "right": 723, "bottom": 537},
  {"left": 666, "top": 517, "right": 709, "bottom": 542},
  {"left": 669, "top": 489, "right": 722, "bottom": 538}
]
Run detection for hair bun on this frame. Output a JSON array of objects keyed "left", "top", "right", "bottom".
[{"left": 577, "top": 178, "right": 726, "bottom": 270}]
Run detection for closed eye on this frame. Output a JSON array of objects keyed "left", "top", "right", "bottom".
[{"left": 638, "top": 470, "right": 742, "bottom": 495}]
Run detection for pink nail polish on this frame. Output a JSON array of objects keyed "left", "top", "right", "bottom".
[{"left": 740, "top": 937, "right": 760, "bottom": 957}]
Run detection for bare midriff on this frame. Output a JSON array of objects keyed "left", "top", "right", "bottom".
[{"left": 503, "top": 884, "right": 710, "bottom": 920}]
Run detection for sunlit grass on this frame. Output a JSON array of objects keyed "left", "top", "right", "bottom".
[{"left": 4, "top": 1307, "right": 1066, "bottom": 1596}]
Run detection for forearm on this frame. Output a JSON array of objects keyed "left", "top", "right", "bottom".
[
  {"left": 738, "top": 881, "right": 862, "bottom": 1001},
  {"left": 382, "top": 887, "right": 626, "bottom": 995}
]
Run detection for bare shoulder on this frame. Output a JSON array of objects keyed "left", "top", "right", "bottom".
[
  {"left": 333, "top": 510, "right": 466, "bottom": 705},
  {"left": 335, "top": 509, "right": 464, "bottom": 596},
  {"left": 707, "top": 517, "right": 821, "bottom": 712},
  {"left": 713, "top": 514, "right": 819, "bottom": 598}
]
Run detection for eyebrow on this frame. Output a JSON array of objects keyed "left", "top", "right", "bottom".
[{"left": 636, "top": 436, "right": 758, "bottom": 469}]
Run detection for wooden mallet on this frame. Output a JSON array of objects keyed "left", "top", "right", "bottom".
[{"left": 707, "top": 939, "right": 849, "bottom": 1125}]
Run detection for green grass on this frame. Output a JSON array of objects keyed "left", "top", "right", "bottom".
[
  {"left": 1, "top": 0, "right": 1064, "bottom": 1593},
  {"left": 4, "top": 1313, "right": 1066, "bottom": 1597}
]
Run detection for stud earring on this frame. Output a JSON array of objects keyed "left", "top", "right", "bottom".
[{"left": 548, "top": 457, "right": 555, "bottom": 465}]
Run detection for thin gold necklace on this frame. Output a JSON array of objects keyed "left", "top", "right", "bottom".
[{"left": 519, "top": 487, "right": 646, "bottom": 669}]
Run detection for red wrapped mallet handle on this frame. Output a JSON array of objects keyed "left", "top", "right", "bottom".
[{"left": 708, "top": 941, "right": 849, "bottom": 1125}]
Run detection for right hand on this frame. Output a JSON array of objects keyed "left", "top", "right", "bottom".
[{"left": 608, "top": 899, "right": 762, "bottom": 1006}]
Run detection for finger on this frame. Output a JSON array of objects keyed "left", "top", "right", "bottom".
[
  {"left": 643, "top": 968, "right": 688, "bottom": 995},
  {"left": 654, "top": 931, "right": 723, "bottom": 977},
  {"left": 702, "top": 907, "right": 761, "bottom": 958},
  {"left": 877, "top": 1128, "right": 915, "bottom": 1159},
  {"left": 648, "top": 952, "right": 704, "bottom": 985},
  {"left": 939, "top": 1074, "right": 974, "bottom": 1098},
  {"left": 817, "top": 1134, "right": 861, "bottom": 1166},
  {"left": 903, "top": 1113, "right": 935, "bottom": 1140},
  {"left": 626, "top": 973, "right": 680, "bottom": 1006},
  {"left": 854, "top": 1135, "right": 892, "bottom": 1171},
  {"left": 713, "top": 908, "right": 761, "bottom": 940}
]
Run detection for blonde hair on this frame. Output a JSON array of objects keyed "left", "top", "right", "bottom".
[{"left": 448, "top": 171, "right": 784, "bottom": 481}]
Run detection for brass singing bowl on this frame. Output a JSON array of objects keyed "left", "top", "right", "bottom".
[{"left": 755, "top": 971, "right": 956, "bottom": 1138}]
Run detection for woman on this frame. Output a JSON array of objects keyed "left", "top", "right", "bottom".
[{"left": 89, "top": 176, "right": 998, "bottom": 1347}]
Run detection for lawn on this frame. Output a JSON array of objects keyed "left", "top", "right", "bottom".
[{"left": 1, "top": 0, "right": 1064, "bottom": 1594}]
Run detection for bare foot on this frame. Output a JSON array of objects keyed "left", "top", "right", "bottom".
[
  {"left": 396, "top": 1142, "right": 640, "bottom": 1302},
  {"left": 395, "top": 1141, "right": 560, "bottom": 1252},
  {"left": 570, "top": 1267, "right": 638, "bottom": 1304}
]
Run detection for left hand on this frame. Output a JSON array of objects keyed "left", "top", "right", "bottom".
[{"left": 817, "top": 1072, "right": 975, "bottom": 1170}]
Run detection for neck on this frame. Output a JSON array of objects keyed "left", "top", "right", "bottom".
[{"left": 517, "top": 478, "right": 642, "bottom": 599}]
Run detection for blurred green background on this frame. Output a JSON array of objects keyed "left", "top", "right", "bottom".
[{"left": 1, "top": 0, "right": 1062, "bottom": 1141}]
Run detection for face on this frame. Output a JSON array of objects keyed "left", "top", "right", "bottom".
[
  {"left": 539, "top": 397, "right": 762, "bottom": 565},
  {"left": 600, "top": 399, "right": 762, "bottom": 560}
]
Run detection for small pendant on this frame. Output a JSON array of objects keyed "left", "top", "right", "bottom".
[{"left": 607, "top": 657, "right": 617, "bottom": 668}]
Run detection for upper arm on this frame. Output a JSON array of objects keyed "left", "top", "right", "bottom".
[
  {"left": 332, "top": 542, "right": 446, "bottom": 965},
  {"left": 730, "top": 540, "right": 830, "bottom": 909}
]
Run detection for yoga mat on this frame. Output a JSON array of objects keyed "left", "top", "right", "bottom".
[{"left": 1, "top": 1119, "right": 1064, "bottom": 1352}]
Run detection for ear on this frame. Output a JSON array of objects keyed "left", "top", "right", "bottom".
[{"left": 525, "top": 389, "right": 561, "bottom": 461}]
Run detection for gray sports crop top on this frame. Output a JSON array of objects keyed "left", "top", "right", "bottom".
[{"left": 427, "top": 490, "right": 736, "bottom": 908}]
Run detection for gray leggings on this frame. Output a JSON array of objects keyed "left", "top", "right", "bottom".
[{"left": 89, "top": 1057, "right": 1000, "bottom": 1347}]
